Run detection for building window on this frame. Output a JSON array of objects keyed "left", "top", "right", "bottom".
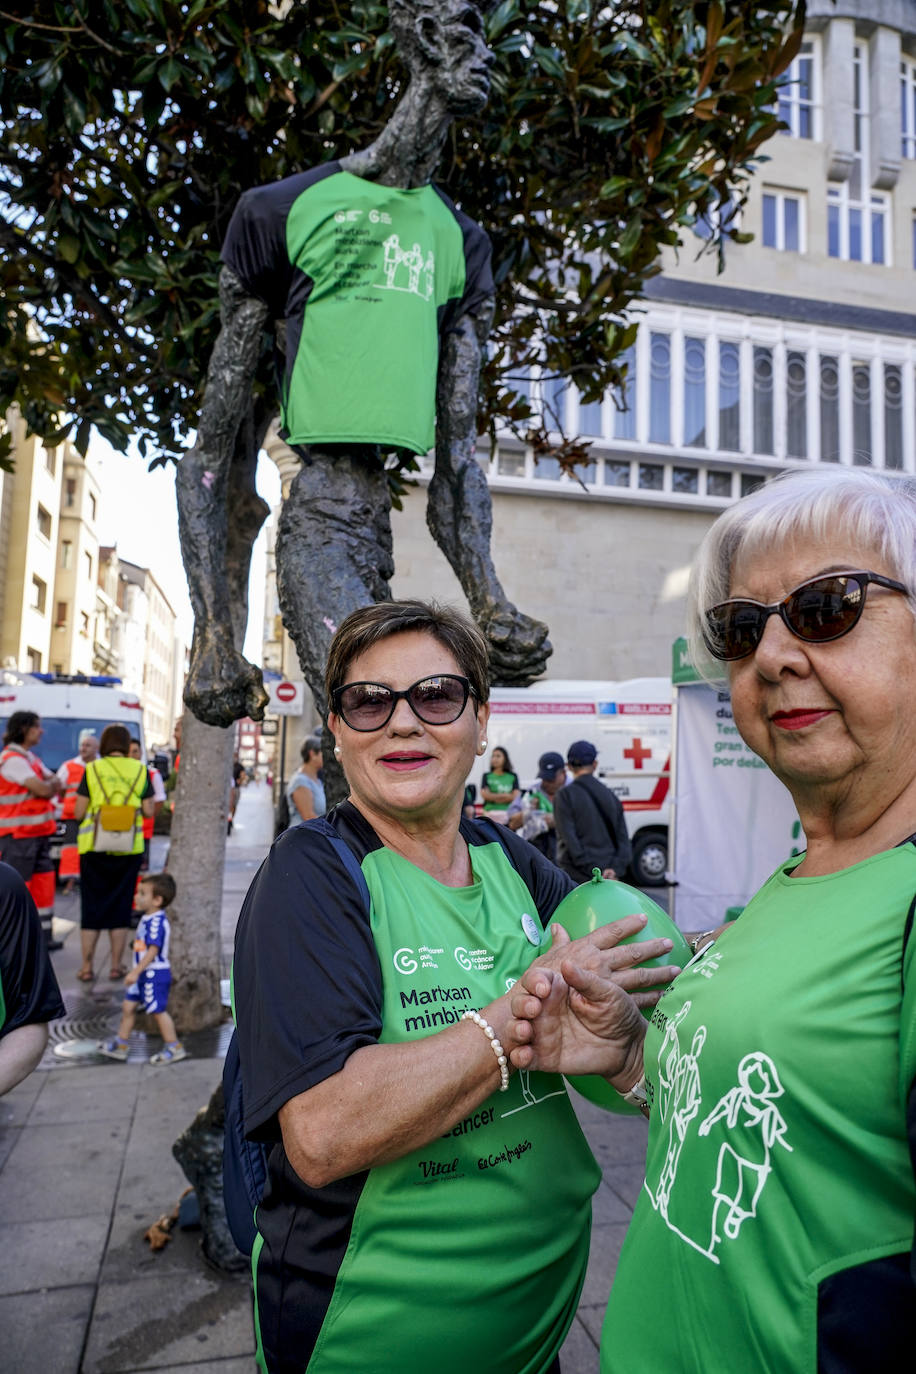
[
  {"left": 60, "top": 540, "right": 72, "bottom": 570},
  {"left": 649, "top": 333, "right": 671, "bottom": 444},
  {"left": 36, "top": 504, "right": 52, "bottom": 540},
  {"left": 819, "top": 356, "right": 840, "bottom": 462},
  {"left": 541, "top": 374, "right": 569, "bottom": 432},
  {"left": 752, "top": 347, "right": 774, "bottom": 455},
  {"left": 884, "top": 364, "right": 903, "bottom": 470},
  {"left": 762, "top": 191, "right": 804, "bottom": 252},
  {"left": 740, "top": 473, "right": 765, "bottom": 497},
  {"left": 44, "top": 446, "right": 56, "bottom": 475},
  {"left": 27, "top": 647, "right": 42, "bottom": 672},
  {"left": 55, "top": 601, "right": 68, "bottom": 629},
  {"left": 683, "top": 337, "right": 706, "bottom": 448},
  {"left": 828, "top": 187, "right": 888, "bottom": 264},
  {"left": 89, "top": 492, "right": 97, "bottom": 521},
  {"left": 64, "top": 477, "right": 77, "bottom": 508},
  {"left": 778, "top": 39, "right": 818, "bottom": 140},
  {"left": 786, "top": 352, "right": 808, "bottom": 459},
  {"left": 672, "top": 466, "right": 699, "bottom": 494},
  {"left": 706, "top": 471, "right": 733, "bottom": 498},
  {"left": 80, "top": 611, "right": 90, "bottom": 637},
  {"left": 718, "top": 342, "right": 741, "bottom": 452},
  {"left": 638, "top": 463, "right": 664, "bottom": 491},
  {"left": 613, "top": 346, "right": 637, "bottom": 440},
  {"left": 603, "top": 460, "right": 631, "bottom": 487},
  {"left": 30, "top": 576, "right": 47, "bottom": 614},
  {"left": 578, "top": 391, "right": 603, "bottom": 437},
  {"left": 496, "top": 449, "right": 525, "bottom": 478},
  {"left": 902, "top": 61, "right": 916, "bottom": 158},
  {"left": 534, "top": 455, "right": 563, "bottom": 480},
  {"left": 851, "top": 363, "right": 871, "bottom": 465},
  {"left": 84, "top": 550, "right": 93, "bottom": 581}
]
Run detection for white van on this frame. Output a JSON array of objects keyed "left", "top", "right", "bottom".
[
  {"left": 470, "top": 678, "right": 671, "bottom": 886},
  {"left": 0, "top": 672, "right": 146, "bottom": 771}
]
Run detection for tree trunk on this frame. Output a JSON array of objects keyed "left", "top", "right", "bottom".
[{"left": 166, "top": 711, "right": 234, "bottom": 1031}]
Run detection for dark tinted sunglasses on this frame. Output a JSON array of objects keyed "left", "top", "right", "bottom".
[
  {"left": 704, "top": 570, "right": 909, "bottom": 662},
  {"left": 331, "top": 675, "right": 476, "bottom": 731}
]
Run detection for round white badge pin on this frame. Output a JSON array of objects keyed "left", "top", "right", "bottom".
[{"left": 521, "top": 912, "right": 542, "bottom": 946}]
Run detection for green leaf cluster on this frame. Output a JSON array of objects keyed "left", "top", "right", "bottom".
[{"left": 0, "top": 0, "right": 804, "bottom": 474}]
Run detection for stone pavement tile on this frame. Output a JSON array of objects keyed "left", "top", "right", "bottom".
[
  {"left": 559, "top": 1311, "right": 600, "bottom": 1374},
  {"left": 0, "top": 1067, "right": 45, "bottom": 1124},
  {"left": 599, "top": 1163, "right": 647, "bottom": 1212},
  {"left": 0, "top": 1283, "right": 94, "bottom": 1374},
  {"left": 106, "top": 1360, "right": 257, "bottom": 1373},
  {"left": 29, "top": 1073, "right": 139, "bottom": 1127},
  {"left": 591, "top": 1179, "right": 635, "bottom": 1226},
  {"left": 0, "top": 1214, "right": 109, "bottom": 1294},
  {"left": 44, "top": 1064, "right": 145, "bottom": 1090},
  {"left": 578, "top": 1303, "right": 606, "bottom": 1349},
  {"left": 0, "top": 1119, "right": 129, "bottom": 1223},
  {"left": 101, "top": 1202, "right": 222, "bottom": 1284},
  {"left": 578, "top": 1222, "right": 629, "bottom": 1308},
  {"left": 132, "top": 1060, "right": 222, "bottom": 1124},
  {"left": 83, "top": 1269, "right": 255, "bottom": 1372},
  {"left": 114, "top": 1139, "right": 193, "bottom": 1215},
  {"left": 585, "top": 1114, "right": 649, "bottom": 1170}
]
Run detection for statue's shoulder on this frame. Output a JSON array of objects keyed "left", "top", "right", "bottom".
[{"left": 232, "top": 160, "right": 345, "bottom": 223}]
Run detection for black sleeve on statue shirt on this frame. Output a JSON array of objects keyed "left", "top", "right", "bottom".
[
  {"left": 232, "top": 822, "right": 383, "bottom": 1142},
  {"left": 0, "top": 863, "right": 65, "bottom": 1034}
]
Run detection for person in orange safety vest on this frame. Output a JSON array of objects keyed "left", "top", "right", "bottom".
[
  {"left": 0, "top": 712, "right": 63, "bottom": 950},
  {"left": 55, "top": 731, "right": 99, "bottom": 891}
]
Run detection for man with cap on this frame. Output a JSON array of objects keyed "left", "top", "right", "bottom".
[
  {"left": 506, "top": 751, "right": 567, "bottom": 862},
  {"left": 553, "top": 740, "right": 632, "bottom": 884}
]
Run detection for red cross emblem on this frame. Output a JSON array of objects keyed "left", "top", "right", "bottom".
[{"left": 624, "top": 737, "right": 652, "bottom": 769}]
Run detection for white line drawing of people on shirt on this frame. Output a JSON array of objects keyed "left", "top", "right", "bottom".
[
  {"left": 698, "top": 1051, "right": 792, "bottom": 1258},
  {"left": 654, "top": 1011, "right": 707, "bottom": 1221},
  {"left": 378, "top": 234, "right": 435, "bottom": 299},
  {"left": 501, "top": 1066, "right": 566, "bottom": 1117}
]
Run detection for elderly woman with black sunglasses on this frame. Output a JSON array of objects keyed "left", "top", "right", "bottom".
[
  {"left": 508, "top": 468, "right": 916, "bottom": 1374},
  {"left": 232, "top": 599, "right": 679, "bottom": 1374}
]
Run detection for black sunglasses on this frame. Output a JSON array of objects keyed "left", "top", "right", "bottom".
[
  {"left": 704, "top": 570, "right": 909, "bottom": 662},
  {"left": 331, "top": 675, "right": 476, "bottom": 731}
]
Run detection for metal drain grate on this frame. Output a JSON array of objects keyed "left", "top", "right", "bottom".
[{"left": 40, "top": 994, "right": 235, "bottom": 1068}]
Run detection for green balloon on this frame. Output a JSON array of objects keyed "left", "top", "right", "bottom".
[{"left": 543, "top": 869, "right": 691, "bottom": 1113}]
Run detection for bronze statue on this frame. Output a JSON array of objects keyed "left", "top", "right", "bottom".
[{"left": 177, "top": 0, "right": 551, "bottom": 740}]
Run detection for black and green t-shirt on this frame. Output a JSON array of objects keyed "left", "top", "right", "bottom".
[
  {"left": 602, "top": 845, "right": 916, "bottom": 1372},
  {"left": 0, "top": 863, "right": 65, "bottom": 1036},
  {"left": 482, "top": 770, "right": 520, "bottom": 812},
  {"left": 233, "top": 803, "right": 600, "bottom": 1374},
  {"left": 222, "top": 164, "right": 493, "bottom": 455}
]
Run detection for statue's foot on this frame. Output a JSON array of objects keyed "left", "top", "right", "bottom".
[
  {"left": 478, "top": 604, "right": 553, "bottom": 687},
  {"left": 184, "top": 637, "right": 269, "bottom": 727}
]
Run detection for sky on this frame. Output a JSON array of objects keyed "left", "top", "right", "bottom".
[{"left": 91, "top": 438, "right": 283, "bottom": 664}]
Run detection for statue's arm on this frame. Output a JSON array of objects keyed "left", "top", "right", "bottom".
[
  {"left": 176, "top": 265, "right": 270, "bottom": 726},
  {"left": 427, "top": 298, "right": 551, "bottom": 685}
]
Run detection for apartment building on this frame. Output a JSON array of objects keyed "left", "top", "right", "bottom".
[
  {"left": 50, "top": 446, "right": 103, "bottom": 675},
  {"left": 109, "top": 556, "right": 182, "bottom": 748},
  {"left": 0, "top": 409, "right": 64, "bottom": 672}
]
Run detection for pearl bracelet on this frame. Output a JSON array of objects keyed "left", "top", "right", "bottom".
[{"left": 462, "top": 1009, "right": 510, "bottom": 1092}]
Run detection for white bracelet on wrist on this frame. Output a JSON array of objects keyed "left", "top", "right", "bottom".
[{"left": 462, "top": 1010, "right": 510, "bottom": 1092}]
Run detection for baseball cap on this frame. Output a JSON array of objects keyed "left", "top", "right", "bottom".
[
  {"left": 537, "top": 751, "right": 565, "bottom": 781},
  {"left": 567, "top": 740, "right": 597, "bottom": 767}
]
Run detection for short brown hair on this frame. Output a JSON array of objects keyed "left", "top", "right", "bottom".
[
  {"left": 99, "top": 723, "right": 132, "bottom": 756},
  {"left": 140, "top": 871, "right": 176, "bottom": 909},
  {"left": 325, "top": 601, "right": 490, "bottom": 706}
]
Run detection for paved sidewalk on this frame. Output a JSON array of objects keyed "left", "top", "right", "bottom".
[{"left": 0, "top": 782, "right": 649, "bottom": 1373}]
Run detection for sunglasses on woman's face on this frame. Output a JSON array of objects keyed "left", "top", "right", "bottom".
[
  {"left": 704, "top": 570, "right": 909, "bottom": 662},
  {"left": 331, "top": 675, "right": 475, "bottom": 731}
]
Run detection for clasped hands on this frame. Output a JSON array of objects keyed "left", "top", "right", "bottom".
[{"left": 507, "top": 915, "right": 680, "bottom": 1089}]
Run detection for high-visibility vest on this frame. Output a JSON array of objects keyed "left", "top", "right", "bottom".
[
  {"left": 59, "top": 757, "right": 86, "bottom": 821},
  {"left": 78, "top": 757, "right": 147, "bottom": 856},
  {"left": 0, "top": 748, "right": 56, "bottom": 838}
]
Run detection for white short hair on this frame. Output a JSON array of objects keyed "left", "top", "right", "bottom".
[{"left": 686, "top": 468, "right": 916, "bottom": 679}]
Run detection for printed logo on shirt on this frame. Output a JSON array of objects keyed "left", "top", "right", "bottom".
[
  {"left": 375, "top": 233, "right": 435, "bottom": 300},
  {"left": 454, "top": 946, "right": 495, "bottom": 973},
  {"left": 393, "top": 944, "right": 446, "bottom": 975}
]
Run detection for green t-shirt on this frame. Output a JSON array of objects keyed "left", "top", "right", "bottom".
[
  {"left": 602, "top": 845, "right": 916, "bottom": 1372},
  {"left": 482, "top": 769, "right": 520, "bottom": 812},
  {"left": 222, "top": 163, "right": 493, "bottom": 454}
]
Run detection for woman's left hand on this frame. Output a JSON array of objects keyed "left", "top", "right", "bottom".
[{"left": 532, "top": 913, "right": 679, "bottom": 1009}]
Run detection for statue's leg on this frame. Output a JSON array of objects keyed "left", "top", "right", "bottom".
[{"left": 276, "top": 446, "right": 394, "bottom": 802}]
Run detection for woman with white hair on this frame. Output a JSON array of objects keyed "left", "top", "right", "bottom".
[{"left": 509, "top": 468, "right": 916, "bottom": 1372}]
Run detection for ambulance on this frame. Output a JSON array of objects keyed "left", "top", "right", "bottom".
[
  {"left": 468, "top": 678, "right": 671, "bottom": 886},
  {"left": 0, "top": 671, "right": 146, "bottom": 866}
]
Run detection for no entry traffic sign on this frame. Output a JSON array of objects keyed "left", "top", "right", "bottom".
[{"left": 269, "top": 679, "right": 305, "bottom": 715}]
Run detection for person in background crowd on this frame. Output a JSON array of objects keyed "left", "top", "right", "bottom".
[
  {"left": 56, "top": 731, "right": 99, "bottom": 894},
  {"left": 506, "top": 751, "right": 568, "bottom": 863},
  {"left": 233, "top": 599, "right": 680, "bottom": 1374},
  {"left": 554, "top": 740, "right": 632, "bottom": 883},
  {"left": 73, "top": 724, "right": 154, "bottom": 983},
  {"left": 0, "top": 711, "right": 62, "bottom": 950},
  {"left": 509, "top": 468, "right": 916, "bottom": 1373},
  {"left": 99, "top": 871, "right": 187, "bottom": 1065},
  {"left": 480, "top": 745, "right": 520, "bottom": 815},
  {"left": 129, "top": 739, "right": 166, "bottom": 876},
  {"left": 285, "top": 736, "right": 326, "bottom": 826},
  {"left": 0, "top": 863, "right": 65, "bottom": 1095},
  {"left": 228, "top": 761, "right": 247, "bottom": 834}
]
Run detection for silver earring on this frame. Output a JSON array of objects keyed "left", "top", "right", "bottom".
[
  {"left": 478, "top": 738, "right": 488, "bottom": 754},
  {"left": 333, "top": 745, "right": 342, "bottom": 759}
]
